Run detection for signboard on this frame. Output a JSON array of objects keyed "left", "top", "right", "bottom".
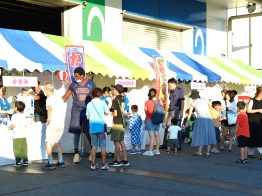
[
  {"left": 153, "top": 57, "right": 168, "bottom": 111},
  {"left": 238, "top": 95, "right": 250, "bottom": 102},
  {"left": 245, "top": 85, "right": 256, "bottom": 92},
  {"left": 65, "top": 46, "right": 85, "bottom": 83},
  {"left": 115, "top": 79, "right": 136, "bottom": 87},
  {"left": 3, "top": 76, "right": 37, "bottom": 87},
  {"left": 190, "top": 82, "right": 206, "bottom": 90}
]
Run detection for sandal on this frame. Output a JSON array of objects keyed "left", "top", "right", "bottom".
[
  {"left": 219, "top": 148, "right": 225, "bottom": 151},
  {"left": 233, "top": 159, "right": 247, "bottom": 164}
]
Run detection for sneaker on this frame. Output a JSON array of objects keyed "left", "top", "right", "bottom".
[
  {"left": 135, "top": 150, "right": 142, "bottom": 154},
  {"left": 129, "top": 150, "right": 137, "bottom": 155},
  {"left": 142, "top": 151, "right": 154, "bottom": 156},
  {"left": 73, "top": 153, "right": 81, "bottom": 164},
  {"left": 55, "top": 162, "right": 66, "bottom": 168},
  {"left": 153, "top": 150, "right": 161, "bottom": 155},
  {"left": 22, "top": 161, "right": 29, "bottom": 166},
  {"left": 101, "top": 164, "right": 109, "bottom": 170},
  {"left": 211, "top": 148, "right": 220, "bottom": 154},
  {"left": 109, "top": 160, "right": 123, "bottom": 167},
  {"left": 90, "top": 163, "right": 99, "bottom": 170},
  {"left": 13, "top": 163, "right": 22, "bottom": 168},
  {"left": 122, "top": 160, "right": 130, "bottom": 167},
  {"left": 42, "top": 162, "right": 56, "bottom": 170}
]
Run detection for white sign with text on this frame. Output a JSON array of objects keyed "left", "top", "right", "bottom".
[
  {"left": 245, "top": 85, "right": 256, "bottom": 92},
  {"left": 115, "top": 79, "right": 136, "bottom": 88},
  {"left": 190, "top": 82, "right": 206, "bottom": 90},
  {"left": 3, "top": 76, "right": 38, "bottom": 87}
]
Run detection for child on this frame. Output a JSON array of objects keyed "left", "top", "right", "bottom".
[
  {"left": 181, "top": 109, "right": 196, "bottom": 143},
  {"left": 233, "top": 101, "right": 250, "bottom": 164},
  {"left": 42, "top": 82, "right": 66, "bottom": 170},
  {"left": 167, "top": 118, "right": 181, "bottom": 155},
  {"left": 210, "top": 101, "right": 222, "bottom": 154},
  {"left": 128, "top": 105, "right": 142, "bottom": 154},
  {"left": 8, "top": 101, "right": 28, "bottom": 167},
  {"left": 86, "top": 87, "right": 109, "bottom": 170}
]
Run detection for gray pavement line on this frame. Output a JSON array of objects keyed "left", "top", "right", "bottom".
[
  {"left": 0, "top": 179, "right": 77, "bottom": 196},
  {"left": 109, "top": 167, "right": 262, "bottom": 196}
]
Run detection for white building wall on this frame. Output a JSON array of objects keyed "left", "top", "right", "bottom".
[
  {"left": 104, "top": 0, "right": 122, "bottom": 44},
  {"left": 63, "top": 0, "right": 122, "bottom": 43},
  {"left": 205, "top": 4, "right": 228, "bottom": 57},
  {"left": 182, "top": 29, "right": 194, "bottom": 54},
  {"left": 63, "top": 6, "right": 83, "bottom": 40}
]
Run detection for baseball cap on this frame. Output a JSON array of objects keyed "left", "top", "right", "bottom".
[{"left": 111, "top": 84, "right": 124, "bottom": 93}]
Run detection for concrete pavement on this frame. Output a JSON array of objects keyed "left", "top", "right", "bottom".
[{"left": 0, "top": 143, "right": 262, "bottom": 196}]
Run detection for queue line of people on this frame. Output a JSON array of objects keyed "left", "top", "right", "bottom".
[{"left": 0, "top": 70, "right": 262, "bottom": 169}]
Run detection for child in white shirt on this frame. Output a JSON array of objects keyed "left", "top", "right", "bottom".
[
  {"left": 8, "top": 101, "right": 28, "bottom": 167},
  {"left": 167, "top": 118, "right": 181, "bottom": 155}
]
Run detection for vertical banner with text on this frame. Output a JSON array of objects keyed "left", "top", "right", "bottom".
[
  {"left": 153, "top": 57, "right": 168, "bottom": 113},
  {"left": 65, "top": 46, "right": 85, "bottom": 83}
]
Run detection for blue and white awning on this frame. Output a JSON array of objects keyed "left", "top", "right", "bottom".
[
  {"left": 140, "top": 47, "right": 262, "bottom": 85},
  {"left": 1, "top": 28, "right": 262, "bottom": 85},
  {"left": 0, "top": 28, "right": 66, "bottom": 72}
]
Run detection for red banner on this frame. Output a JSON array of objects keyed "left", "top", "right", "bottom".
[
  {"left": 153, "top": 57, "right": 168, "bottom": 111},
  {"left": 65, "top": 46, "right": 85, "bottom": 83}
]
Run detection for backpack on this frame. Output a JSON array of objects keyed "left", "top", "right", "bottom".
[{"left": 150, "top": 100, "right": 165, "bottom": 124}]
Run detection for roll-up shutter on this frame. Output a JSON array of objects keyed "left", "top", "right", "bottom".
[{"left": 122, "top": 18, "right": 183, "bottom": 51}]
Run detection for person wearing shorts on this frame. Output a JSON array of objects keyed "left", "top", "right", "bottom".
[
  {"left": 143, "top": 88, "right": 162, "bottom": 156},
  {"left": 42, "top": 82, "right": 66, "bottom": 170},
  {"left": 233, "top": 101, "right": 250, "bottom": 164},
  {"left": 86, "top": 87, "right": 108, "bottom": 170},
  {"left": 167, "top": 118, "right": 181, "bottom": 155},
  {"left": 109, "top": 84, "right": 130, "bottom": 167}
]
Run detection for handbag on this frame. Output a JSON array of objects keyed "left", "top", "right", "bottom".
[
  {"left": 91, "top": 102, "right": 107, "bottom": 133},
  {"left": 221, "top": 99, "right": 228, "bottom": 127},
  {"left": 116, "top": 98, "right": 129, "bottom": 128}
]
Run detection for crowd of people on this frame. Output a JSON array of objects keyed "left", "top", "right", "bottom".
[{"left": 0, "top": 67, "right": 262, "bottom": 170}]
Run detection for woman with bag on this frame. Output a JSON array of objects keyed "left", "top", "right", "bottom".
[
  {"left": 143, "top": 88, "right": 162, "bottom": 156},
  {"left": 220, "top": 90, "right": 238, "bottom": 152},
  {"left": 86, "top": 88, "right": 109, "bottom": 170}
]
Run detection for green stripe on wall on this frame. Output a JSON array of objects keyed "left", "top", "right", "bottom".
[
  {"left": 93, "top": 42, "right": 151, "bottom": 79},
  {"left": 208, "top": 57, "right": 252, "bottom": 84}
]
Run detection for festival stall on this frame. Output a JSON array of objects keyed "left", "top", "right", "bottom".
[{"left": 1, "top": 28, "right": 262, "bottom": 166}]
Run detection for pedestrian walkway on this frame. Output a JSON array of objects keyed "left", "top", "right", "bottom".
[{"left": 1, "top": 143, "right": 262, "bottom": 196}]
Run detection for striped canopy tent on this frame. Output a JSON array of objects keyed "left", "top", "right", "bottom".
[
  {"left": 0, "top": 28, "right": 66, "bottom": 72},
  {"left": 46, "top": 34, "right": 155, "bottom": 81},
  {"left": 140, "top": 47, "right": 262, "bottom": 85},
  {"left": 1, "top": 28, "right": 262, "bottom": 85}
]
